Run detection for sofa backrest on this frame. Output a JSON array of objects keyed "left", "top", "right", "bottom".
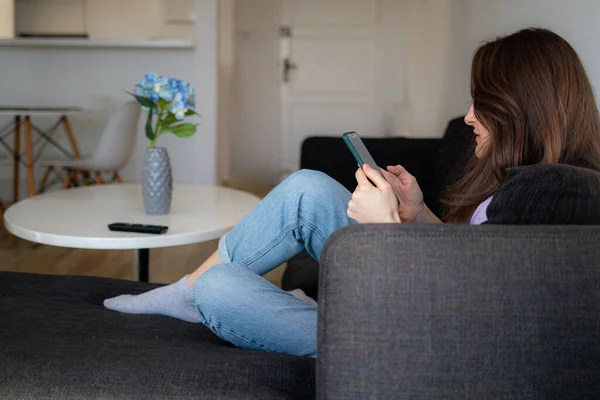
[
  {"left": 486, "top": 163, "right": 600, "bottom": 225},
  {"left": 300, "top": 137, "right": 440, "bottom": 204}
]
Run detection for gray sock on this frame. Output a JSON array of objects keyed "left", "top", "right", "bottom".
[
  {"left": 103, "top": 276, "right": 201, "bottom": 323},
  {"left": 288, "top": 288, "right": 318, "bottom": 307}
]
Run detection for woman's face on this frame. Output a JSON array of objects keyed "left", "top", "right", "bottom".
[{"left": 465, "top": 104, "right": 492, "bottom": 159}]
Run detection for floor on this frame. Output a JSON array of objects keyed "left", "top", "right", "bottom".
[{"left": 0, "top": 183, "right": 285, "bottom": 287}]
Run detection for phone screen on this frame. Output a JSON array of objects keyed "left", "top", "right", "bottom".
[{"left": 342, "top": 131, "right": 384, "bottom": 178}]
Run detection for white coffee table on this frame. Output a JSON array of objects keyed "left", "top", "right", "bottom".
[{"left": 3, "top": 183, "right": 261, "bottom": 281}]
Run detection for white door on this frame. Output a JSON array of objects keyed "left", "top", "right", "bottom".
[{"left": 279, "top": 0, "right": 379, "bottom": 173}]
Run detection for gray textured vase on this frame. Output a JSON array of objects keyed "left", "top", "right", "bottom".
[{"left": 142, "top": 147, "right": 173, "bottom": 215}]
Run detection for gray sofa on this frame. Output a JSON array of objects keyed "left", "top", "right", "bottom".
[
  {"left": 318, "top": 224, "right": 600, "bottom": 399},
  {"left": 316, "top": 161, "right": 600, "bottom": 399}
]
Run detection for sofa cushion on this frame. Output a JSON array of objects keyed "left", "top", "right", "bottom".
[
  {"left": 486, "top": 163, "right": 600, "bottom": 225},
  {"left": 0, "top": 272, "right": 315, "bottom": 399}
]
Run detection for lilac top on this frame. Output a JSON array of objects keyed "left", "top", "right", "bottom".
[{"left": 469, "top": 196, "right": 493, "bottom": 225}]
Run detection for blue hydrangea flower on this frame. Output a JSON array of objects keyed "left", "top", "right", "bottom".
[
  {"left": 133, "top": 73, "right": 197, "bottom": 122},
  {"left": 159, "top": 89, "right": 173, "bottom": 102},
  {"left": 131, "top": 73, "right": 198, "bottom": 146}
]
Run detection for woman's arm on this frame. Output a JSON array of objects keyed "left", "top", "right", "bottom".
[
  {"left": 413, "top": 205, "right": 444, "bottom": 224},
  {"left": 380, "top": 165, "right": 444, "bottom": 224}
]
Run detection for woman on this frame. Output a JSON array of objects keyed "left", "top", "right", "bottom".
[{"left": 104, "top": 28, "right": 600, "bottom": 357}]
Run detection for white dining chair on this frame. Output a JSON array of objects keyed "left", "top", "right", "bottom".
[{"left": 39, "top": 101, "right": 141, "bottom": 192}]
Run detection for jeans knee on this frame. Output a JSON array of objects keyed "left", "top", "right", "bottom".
[
  {"left": 283, "top": 169, "right": 343, "bottom": 201},
  {"left": 285, "top": 169, "right": 331, "bottom": 187}
]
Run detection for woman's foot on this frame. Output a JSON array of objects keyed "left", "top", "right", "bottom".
[
  {"left": 103, "top": 274, "right": 317, "bottom": 323},
  {"left": 288, "top": 288, "right": 318, "bottom": 307},
  {"left": 103, "top": 276, "right": 201, "bottom": 323}
]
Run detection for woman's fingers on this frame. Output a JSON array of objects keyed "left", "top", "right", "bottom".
[
  {"left": 388, "top": 165, "right": 416, "bottom": 185},
  {"left": 380, "top": 167, "right": 396, "bottom": 183},
  {"left": 363, "top": 164, "right": 390, "bottom": 190},
  {"left": 387, "top": 165, "right": 405, "bottom": 175},
  {"left": 355, "top": 167, "right": 371, "bottom": 187}
]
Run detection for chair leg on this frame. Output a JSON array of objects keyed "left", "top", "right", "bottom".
[
  {"left": 95, "top": 172, "right": 104, "bottom": 185},
  {"left": 38, "top": 167, "right": 53, "bottom": 193},
  {"left": 71, "top": 170, "right": 80, "bottom": 187},
  {"left": 0, "top": 200, "right": 5, "bottom": 237},
  {"left": 61, "top": 116, "right": 82, "bottom": 158},
  {"left": 24, "top": 116, "right": 35, "bottom": 197},
  {"left": 82, "top": 170, "right": 91, "bottom": 186},
  {"left": 13, "top": 116, "right": 20, "bottom": 203},
  {"left": 113, "top": 172, "right": 123, "bottom": 183},
  {"left": 62, "top": 169, "right": 73, "bottom": 189}
]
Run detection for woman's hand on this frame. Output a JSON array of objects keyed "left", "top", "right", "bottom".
[
  {"left": 347, "top": 164, "right": 400, "bottom": 224},
  {"left": 380, "top": 165, "right": 425, "bottom": 223}
]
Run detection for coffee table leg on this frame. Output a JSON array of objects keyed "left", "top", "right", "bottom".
[{"left": 138, "top": 248, "right": 149, "bottom": 282}]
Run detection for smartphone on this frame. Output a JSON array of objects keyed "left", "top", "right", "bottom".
[{"left": 342, "top": 131, "right": 384, "bottom": 178}]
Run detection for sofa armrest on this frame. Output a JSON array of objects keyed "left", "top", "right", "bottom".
[{"left": 317, "top": 224, "right": 600, "bottom": 399}]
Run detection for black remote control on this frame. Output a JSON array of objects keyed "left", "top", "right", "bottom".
[{"left": 108, "top": 223, "right": 168, "bottom": 234}]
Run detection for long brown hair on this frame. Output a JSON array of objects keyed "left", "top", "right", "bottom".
[{"left": 444, "top": 27, "right": 600, "bottom": 223}]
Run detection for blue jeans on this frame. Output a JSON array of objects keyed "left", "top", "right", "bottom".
[{"left": 193, "top": 170, "right": 355, "bottom": 357}]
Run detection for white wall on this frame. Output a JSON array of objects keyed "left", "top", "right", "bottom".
[
  {"left": 191, "top": 0, "right": 218, "bottom": 186},
  {"left": 454, "top": 0, "right": 600, "bottom": 111},
  {"left": 0, "top": 0, "right": 218, "bottom": 201},
  {"left": 411, "top": 0, "right": 600, "bottom": 137},
  {"left": 0, "top": 0, "right": 14, "bottom": 38},
  {"left": 231, "top": 0, "right": 281, "bottom": 185},
  {"left": 401, "top": 0, "right": 459, "bottom": 137},
  {"left": 217, "top": 0, "right": 235, "bottom": 184},
  {"left": 375, "top": 0, "right": 407, "bottom": 136}
]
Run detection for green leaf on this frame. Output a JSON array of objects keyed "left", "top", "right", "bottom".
[
  {"left": 145, "top": 109, "right": 155, "bottom": 141},
  {"left": 168, "top": 123, "right": 197, "bottom": 138},
  {"left": 185, "top": 109, "right": 200, "bottom": 117},
  {"left": 160, "top": 113, "right": 178, "bottom": 128},
  {"left": 127, "top": 91, "right": 156, "bottom": 109}
]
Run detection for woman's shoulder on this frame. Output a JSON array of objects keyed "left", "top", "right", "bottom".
[{"left": 485, "top": 163, "right": 600, "bottom": 225}]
